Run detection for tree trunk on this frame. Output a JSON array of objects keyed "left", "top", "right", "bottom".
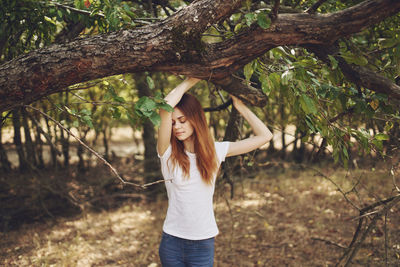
[
  {"left": 12, "top": 109, "right": 28, "bottom": 171},
  {"left": 279, "top": 92, "right": 286, "bottom": 160},
  {"left": 222, "top": 106, "right": 242, "bottom": 199},
  {"left": 99, "top": 128, "right": 108, "bottom": 162},
  {"left": 1, "top": 0, "right": 400, "bottom": 112},
  {"left": 21, "top": 108, "right": 38, "bottom": 167},
  {"left": 45, "top": 115, "right": 58, "bottom": 169},
  {"left": 34, "top": 117, "right": 45, "bottom": 169},
  {"left": 77, "top": 128, "right": 90, "bottom": 173},
  {"left": 135, "top": 74, "right": 161, "bottom": 185},
  {"left": 0, "top": 124, "right": 12, "bottom": 172},
  {"left": 59, "top": 93, "right": 70, "bottom": 169}
]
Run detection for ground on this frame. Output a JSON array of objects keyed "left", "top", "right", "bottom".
[{"left": 1, "top": 164, "right": 399, "bottom": 266}]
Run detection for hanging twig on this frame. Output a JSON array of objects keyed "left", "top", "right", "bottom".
[
  {"left": 1, "top": 111, "right": 12, "bottom": 127},
  {"left": 204, "top": 99, "right": 233, "bottom": 112},
  {"left": 271, "top": 0, "right": 280, "bottom": 21},
  {"left": 311, "top": 237, "right": 347, "bottom": 249},
  {"left": 26, "top": 112, "right": 62, "bottom": 156},
  {"left": 38, "top": 1, "right": 105, "bottom": 18},
  {"left": 391, "top": 166, "right": 400, "bottom": 192},
  {"left": 25, "top": 105, "right": 169, "bottom": 189},
  {"left": 329, "top": 107, "right": 355, "bottom": 123},
  {"left": 305, "top": 0, "right": 328, "bottom": 14}
]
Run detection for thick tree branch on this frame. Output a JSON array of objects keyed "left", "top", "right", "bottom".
[
  {"left": 305, "top": 43, "right": 400, "bottom": 100},
  {"left": 1, "top": 0, "right": 400, "bottom": 112}
]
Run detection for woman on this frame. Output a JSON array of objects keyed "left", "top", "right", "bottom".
[{"left": 157, "top": 77, "right": 273, "bottom": 266}]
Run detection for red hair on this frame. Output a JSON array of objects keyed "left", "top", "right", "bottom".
[{"left": 169, "top": 93, "right": 218, "bottom": 185}]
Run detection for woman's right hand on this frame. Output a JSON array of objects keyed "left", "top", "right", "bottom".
[
  {"left": 230, "top": 94, "right": 245, "bottom": 109},
  {"left": 185, "top": 77, "right": 201, "bottom": 85}
]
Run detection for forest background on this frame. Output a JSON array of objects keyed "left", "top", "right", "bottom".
[{"left": 1, "top": 0, "right": 400, "bottom": 266}]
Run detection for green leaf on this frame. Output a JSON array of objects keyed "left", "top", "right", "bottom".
[
  {"left": 311, "top": 78, "right": 321, "bottom": 86},
  {"left": 244, "top": 13, "right": 256, "bottom": 26},
  {"left": 149, "top": 112, "right": 161, "bottom": 126},
  {"left": 111, "top": 107, "right": 121, "bottom": 119},
  {"left": 374, "top": 133, "right": 389, "bottom": 141},
  {"left": 82, "top": 115, "right": 93, "bottom": 128},
  {"left": 378, "top": 38, "right": 399, "bottom": 49},
  {"left": 80, "top": 109, "right": 91, "bottom": 115},
  {"left": 269, "top": 72, "right": 281, "bottom": 88},
  {"left": 371, "top": 139, "right": 383, "bottom": 150},
  {"left": 136, "top": 96, "right": 157, "bottom": 117},
  {"left": 159, "top": 103, "right": 173, "bottom": 113},
  {"left": 244, "top": 62, "right": 254, "bottom": 81},
  {"left": 114, "top": 96, "right": 125, "bottom": 103},
  {"left": 328, "top": 55, "right": 338, "bottom": 69},
  {"left": 304, "top": 115, "right": 316, "bottom": 133},
  {"left": 281, "top": 70, "right": 292, "bottom": 86},
  {"left": 256, "top": 12, "right": 271, "bottom": 29},
  {"left": 234, "top": 23, "right": 243, "bottom": 33},
  {"left": 298, "top": 80, "right": 307, "bottom": 93},
  {"left": 341, "top": 52, "right": 368, "bottom": 66},
  {"left": 146, "top": 76, "right": 155, "bottom": 90},
  {"left": 342, "top": 146, "right": 349, "bottom": 159},
  {"left": 259, "top": 73, "right": 271, "bottom": 95},
  {"left": 384, "top": 121, "right": 393, "bottom": 132},
  {"left": 300, "top": 95, "right": 318, "bottom": 115}
]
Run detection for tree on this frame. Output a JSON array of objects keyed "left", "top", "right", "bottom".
[
  {"left": 1, "top": 0, "right": 400, "bottom": 113},
  {"left": 1, "top": 2, "right": 399, "bottom": 262}
]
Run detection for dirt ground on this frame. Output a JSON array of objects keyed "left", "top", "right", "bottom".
[{"left": 1, "top": 164, "right": 399, "bottom": 267}]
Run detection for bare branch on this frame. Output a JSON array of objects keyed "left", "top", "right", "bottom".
[
  {"left": 342, "top": 195, "right": 400, "bottom": 267},
  {"left": 26, "top": 112, "right": 62, "bottom": 156},
  {"left": 311, "top": 237, "right": 347, "bottom": 249},
  {"left": 304, "top": 165, "right": 361, "bottom": 211},
  {"left": 25, "top": 105, "right": 171, "bottom": 189},
  {"left": 305, "top": 0, "right": 329, "bottom": 14},
  {"left": 391, "top": 166, "right": 400, "bottom": 192},
  {"left": 204, "top": 98, "right": 232, "bottom": 112}
]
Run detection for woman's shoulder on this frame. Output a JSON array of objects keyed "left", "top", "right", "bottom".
[
  {"left": 214, "top": 141, "right": 230, "bottom": 161},
  {"left": 214, "top": 141, "right": 230, "bottom": 146}
]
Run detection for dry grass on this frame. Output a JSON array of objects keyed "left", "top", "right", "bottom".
[{"left": 1, "top": 165, "right": 399, "bottom": 266}]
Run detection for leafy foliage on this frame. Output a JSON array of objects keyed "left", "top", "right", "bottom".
[{"left": 1, "top": 0, "right": 400, "bottom": 167}]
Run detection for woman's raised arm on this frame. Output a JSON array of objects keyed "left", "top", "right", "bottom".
[
  {"left": 226, "top": 95, "right": 273, "bottom": 157},
  {"left": 157, "top": 77, "right": 200, "bottom": 156}
]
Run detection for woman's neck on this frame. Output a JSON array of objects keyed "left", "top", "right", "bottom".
[{"left": 183, "top": 137, "right": 195, "bottom": 153}]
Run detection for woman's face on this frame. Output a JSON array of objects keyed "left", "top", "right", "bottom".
[{"left": 172, "top": 108, "right": 194, "bottom": 141}]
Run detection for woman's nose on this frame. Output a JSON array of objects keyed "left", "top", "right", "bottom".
[{"left": 174, "top": 122, "right": 181, "bottom": 129}]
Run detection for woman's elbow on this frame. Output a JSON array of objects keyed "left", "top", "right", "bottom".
[{"left": 263, "top": 132, "right": 273, "bottom": 144}]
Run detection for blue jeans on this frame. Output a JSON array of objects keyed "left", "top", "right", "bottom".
[{"left": 159, "top": 232, "right": 215, "bottom": 267}]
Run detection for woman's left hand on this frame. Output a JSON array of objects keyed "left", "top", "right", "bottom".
[{"left": 230, "top": 94, "right": 244, "bottom": 108}]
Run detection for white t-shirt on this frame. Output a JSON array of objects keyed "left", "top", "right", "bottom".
[{"left": 158, "top": 141, "right": 230, "bottom": 240}]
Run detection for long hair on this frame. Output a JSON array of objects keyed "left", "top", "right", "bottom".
[{"left": 169, "top": 93, "right": 218, "bottom": 185}]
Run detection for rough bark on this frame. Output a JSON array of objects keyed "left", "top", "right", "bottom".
[
  {"left": 222, "top": 106, "right": 242, "bottom": 199},
  {"left": 1, "top": 0, "right": 400, "bottom": 112}
]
